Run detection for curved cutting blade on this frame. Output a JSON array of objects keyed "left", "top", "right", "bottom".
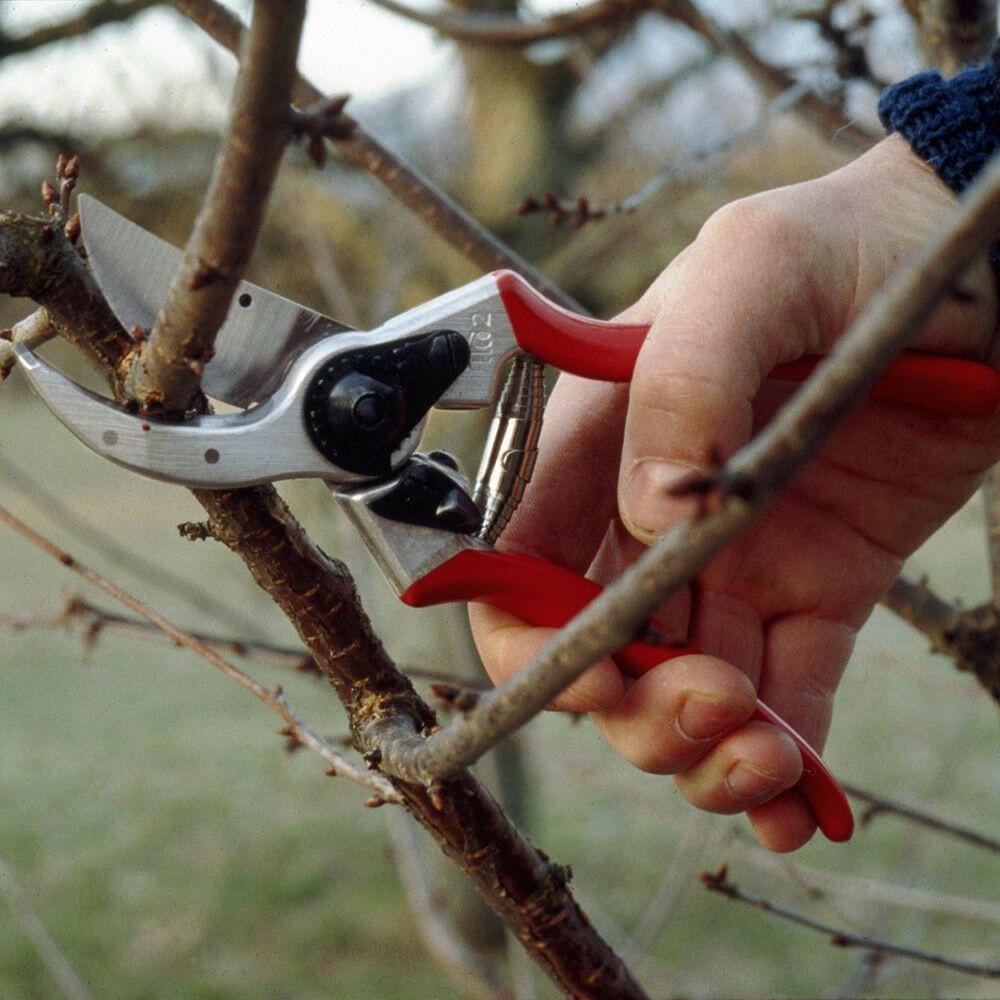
[
  {"left": 79, "top": 194, "right": 354, "bottom": 408},
  {"left": 12, "top": 341, "right": 364, "bottom": 487}
]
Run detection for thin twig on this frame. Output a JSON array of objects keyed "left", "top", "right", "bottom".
[
  {"left": 701, "top": 865, "right": 1000, "bottom": 979},
  {"left": 0, "top": 0, "right": 162, "bottom": 60},
  {"left": 0, "top": 454, "right": 267, "bottom": 640},
  {"left": 518, "top": 82, "right": 809, "bottom": 228},
  {"left": 128, "top": 0, "right": 307, "bottom": 412},
  {"left": 2, "top": 595, "right": 491, "bottom": 692},
  {"left": 0, "top": 856, "right": 93, "bottom": 1000},
  {"left": 842, "top": 783, "right": 1000, "bottom": 853},
  {"left": 371, "top": 155, "right": 1000, "bottom": 783},
  {"left": 0, "top": 502, "right": 399, "bottom": 802}
]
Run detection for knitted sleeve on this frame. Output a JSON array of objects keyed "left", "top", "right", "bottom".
[{"left": 877, "top": 46, "right": 1000, "bottom": 193}]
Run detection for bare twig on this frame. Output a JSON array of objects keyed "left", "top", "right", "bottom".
[
  {"left": 385, "top": 812, "right": 504, "bottom": 1000},
  {"left": 0, "top": 856, "right": 93, "bottom": 1000},
  {"left": 364, "top": 0, "right": 644, "bottom": 46},
  {"left": 3, "top": 595, "right": 491, "bottom": 692},
  {"left": 701, "top": 865, "right": 1000, "bottom": 979},
  {"left": 0, "top": 502, "right": 400, "bottom": 801},
  {"left": 518, "top": 82, "right": 809, "bottom": 228},
  {"left": 881, "top": 576, "right": 1000, "bottom": 703},
  {"left": 371, "top": 155, "right": 1000, "bottom": 783},
  {"left": 842, "top": 783, "right": 1000, "bottom": 853},
  {"left": 0, "top": 454, "right": 267, "bottom": 640},
  {"left": 0, "top": 0, "right": 163, "bottom": 60},
  {"left": 127, "top": 0, "right": 307, "bottom": 412},
  {"left": 915, "top": 0, "right": 999, "bottom": 74}
]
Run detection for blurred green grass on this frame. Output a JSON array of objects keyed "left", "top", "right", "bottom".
[{"left": 1, "top": 309, "right": 998, "bottom": 1000}]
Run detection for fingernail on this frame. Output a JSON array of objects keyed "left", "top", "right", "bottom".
[
  {"left": 726, "top": 761, "right": 785, "bottom": 800},
  {"left": 677, "top": 694, "right": 747, "bottom": 742},
  {"left": 622, "top": 460, "right": 700, "bottom": 540}
]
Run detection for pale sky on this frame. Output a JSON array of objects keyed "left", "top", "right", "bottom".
[{"left": 0, "top": 0, "right": 461, "bottom": 134}]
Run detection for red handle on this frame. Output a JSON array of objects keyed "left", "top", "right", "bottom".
[
  {"left": 404, "top": 548, "right": 854, "bottom": 843},
  {"left": 494, "top": 269, "right": 1000, "bottom": 417}
]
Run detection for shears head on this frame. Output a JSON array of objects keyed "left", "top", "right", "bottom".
[{"left": 15, "top": 199, "right": 525, "bottom": 489}]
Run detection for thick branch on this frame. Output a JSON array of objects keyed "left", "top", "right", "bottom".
[
  {"left": 0, "top": 0, "right": 163, "bottom": 60},
  {"left": 128, "top": 0, "right": 306, "bottom": 412},
  {"left": 371, "top": 154, "right": 1000, "bottom": 783},
  {"left": 701, "top": 865, "right": 1000, "bottom": 979},
  {"left": 169, "top": 0, "right": 582, "bottom": 311},
  {"left": 518, "top": 82, "right": 808, "bottom": 229},
  {"left": 0, "top": 215, "right": 133, "bottom": 393}
]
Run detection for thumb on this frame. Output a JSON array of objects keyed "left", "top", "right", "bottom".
[{"left": 618, "top": 192, "right": 854, "bottom": 543}]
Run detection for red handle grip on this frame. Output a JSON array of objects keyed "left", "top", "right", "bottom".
[
  {"left": 495, "top": 269, "right": 1000, "bottom": 417},
  {"left": 404, "top": 548, "right": 854, "bottom": 843}
]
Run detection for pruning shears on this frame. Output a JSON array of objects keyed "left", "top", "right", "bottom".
[{"left": 16, "top": 197, "right": 1000, "bottom": 843}]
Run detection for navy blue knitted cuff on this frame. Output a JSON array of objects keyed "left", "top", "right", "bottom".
[{"left": 878, "top": 61, "right": 998, "bottom": 194}]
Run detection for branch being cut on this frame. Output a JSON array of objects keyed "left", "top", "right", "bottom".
[
  {"left": 0, "top": 503, "right": 399, "bottom": 801},
  {"left": 700, "top": 865, "right": 1000, "bottom": 979},
  {"left": 0, "top": 0, "right": 163, "bottom": 61},
  {"left": 370, "top": 154, "right": 1000, "bottom": 783},
  {"left": 127, "top": 0, "right": 305, "bottom": 413},
  {"left": 0, "top": 310, "right": 55, "bottom": 381},
  {"left": 518, "top": 82, "right": 809, "bottom": 229}
]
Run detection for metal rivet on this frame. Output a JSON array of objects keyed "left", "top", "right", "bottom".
[
  {"left": 238, "top": 293, "right": 252, "bottom": 308},
  {"left": 204, "top": 448, "right": 220, "bottom": 464},
  {"left": 102, "top": 430, "right": 118, "bottom": 446}
]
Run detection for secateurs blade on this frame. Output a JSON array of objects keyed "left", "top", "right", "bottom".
[{"left": 18, "top": 200, "right": 1000, "bottom": 843}]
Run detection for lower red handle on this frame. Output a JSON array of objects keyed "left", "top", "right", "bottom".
[{"left": 404, "top": 548, "right": 854, "bottom": 843}]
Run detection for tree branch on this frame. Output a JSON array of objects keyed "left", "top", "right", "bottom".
[
  {"left": 0, "top": 502, "right": 400, "bottom": 801},
  {"left": 370, "top": 154, "right": 1000, "bottom": 783},
  {"left": 881, "top": 576, "right": 1000, "bottom": 704},
  {"left": 842, "top": 783, "right": 1000, "bottom": 853},
  {"left": 0, "top": 0, "right": 163, "bottom": 60},
  {"left": 127, "top": 0, "right": 306, "bottom": 413},
  {"left": 700, "top": 865, "right": 1000, "bottom": 979},
  {"left": 518, "top": 82, "right": 809, "bottom": 229}
]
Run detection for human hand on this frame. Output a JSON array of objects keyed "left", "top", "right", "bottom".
[{"left": 471, "top": 134, "right": 1000, "bottom": 851}]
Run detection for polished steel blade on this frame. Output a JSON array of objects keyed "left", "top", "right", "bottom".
[{"left": 79, "top": 194, "right": 354, "bottom": 408}]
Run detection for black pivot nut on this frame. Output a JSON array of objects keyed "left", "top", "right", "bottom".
[
  {"left": 325, "top": 372, "right": 406, "bottom": 447},
  {"left": 304, "top": 330, "right": 471, "bottom": 476}
]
